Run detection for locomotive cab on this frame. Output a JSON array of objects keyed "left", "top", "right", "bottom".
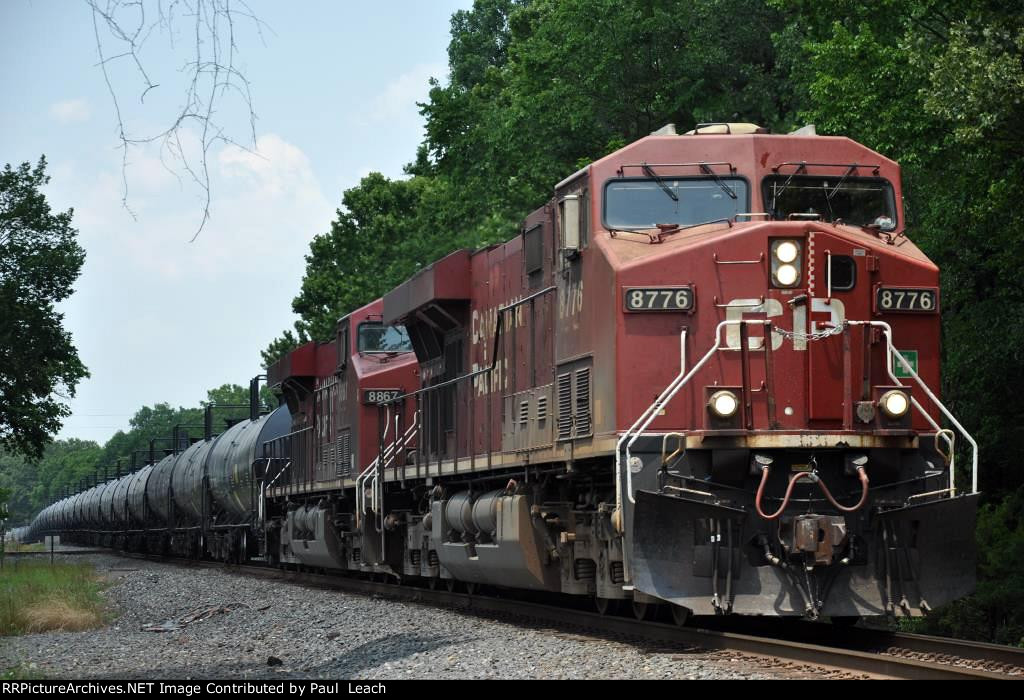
[{"left": 266, "top": 298, "right": 418, "bottom": 572}]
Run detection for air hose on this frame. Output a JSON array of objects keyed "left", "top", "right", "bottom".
[{"left": 755, "top": 466, "right": 869, "bottom": 520}]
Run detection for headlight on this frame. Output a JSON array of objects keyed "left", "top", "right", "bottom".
[
  {"left": 879, "top": 390, "right": 910, "bottom": 419},
  {"left": 775, "top": 263, "right": 799, "bottom": 286},
  {"left": 708, "top": 390, "right": 739, "bottom": 418},
  {"left": 771, "top": 239, "right": 802, "bottom": 287},
  {"left": 775, "top": 240, "right": 799, "bottom": 263}
]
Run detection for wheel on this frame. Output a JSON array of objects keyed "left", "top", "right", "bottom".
[
  {"left": 632, "top": 600, "right": 651, "bottom": 621},
  {"left": 594, "top": 597, "right": 619, "bottom": 616},
  {"left": 671, "top": 604, "right": 691, "bottom": 627}
]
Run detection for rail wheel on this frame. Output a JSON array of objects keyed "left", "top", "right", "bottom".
[
  {"left": 671, "top": 604, "right": 691, "bottom": 627},
  {"left": 594, "top": 597, "right": 619, "bottom": 616},
  {"left": 445, "top": 578, "right": 457, "bottom": 593},
  {"left": 632, "top": 600, "right": 652, "bottom": 621}
]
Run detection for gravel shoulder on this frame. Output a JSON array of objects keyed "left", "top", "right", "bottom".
[{"left": 1, "top": 553, "right": 793, "bottom": 680}]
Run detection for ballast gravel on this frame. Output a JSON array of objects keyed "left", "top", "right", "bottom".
[{"left": 0, "top": 552, "right": 794, "bottom": 680}]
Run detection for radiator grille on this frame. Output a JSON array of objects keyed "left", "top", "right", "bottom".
[
  {"left": 557, "top": 372, "right": 573, "bottom": 440},
  {"left": 575, "top": 367, "right": 592, "bottom": 437},
  {"left": 336, "top": 431, "right": 352, "bottom": 478}
]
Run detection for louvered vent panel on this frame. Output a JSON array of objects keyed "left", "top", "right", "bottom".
[
  {"left": 519, "top": 400, "right": 530, "bottom": 426},
  {"left": 557, "top": 372, "right": 573, "bottom": 440},
  {"left": 336, "top": 431, "right": 352, "bottom": 478},
  {"left": 536, "top": 395, "right": 548, "bottom": 422},
  {"left": 575, "top": 367, "right": 592, "bottom": 436}
]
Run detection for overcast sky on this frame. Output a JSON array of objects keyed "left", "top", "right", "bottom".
[{"left": 0, "top": 0, "right": 470, "bottom": 444}]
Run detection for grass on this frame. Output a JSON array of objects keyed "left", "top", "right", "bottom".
[
  {"left": 0, "top": 560, "right": 107, "bottom": 636},
  {"left": 1, "top": 665, "right": 45, "bottom": 680},
  {"left": 4, "top": 542, "right": 45, "bottom": 553}
]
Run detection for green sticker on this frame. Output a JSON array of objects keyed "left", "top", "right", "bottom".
[{"left": 893, "top": 349, "right": 918, "bottom": 378}]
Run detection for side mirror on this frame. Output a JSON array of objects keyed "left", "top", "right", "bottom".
[{"left": 560, "top": 195, "right": 580, "bottom": 257}]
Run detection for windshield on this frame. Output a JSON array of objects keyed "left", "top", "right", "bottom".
[
  {"left": 603, "top": 177, "right": 749, "bottom": 229},
  {"left": 358, "top": 322, "right": 412, "bottom": 353},
  {"left": 763, "top": 175, "right": 897, "bottom": 230}
]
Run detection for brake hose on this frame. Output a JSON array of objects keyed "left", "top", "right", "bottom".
[{"left": 755, "top": 466, "right": 869, "bottom": 520}]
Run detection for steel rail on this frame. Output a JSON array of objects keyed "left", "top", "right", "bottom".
[{"left": 106, "top": 550, "right": 1020, "bottom": 680}]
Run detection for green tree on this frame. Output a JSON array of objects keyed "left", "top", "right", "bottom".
[
  {"left": 0, "top": 158, "right": 88, "bottom": 458},
  {"left": 773, "top": 0, "right": 1024, "bottom": 643},
  {"left": 264, "top": 0, "right": 798, "bottom": 363},
  {"left": 260, "top": 328, "right": 307, "bottom": 369},
  {"left": 421, "top": 0, "right": 794, "bottom": 221},
  {"left": 262, "top": 171, "right": 511, "bottom": 363}
]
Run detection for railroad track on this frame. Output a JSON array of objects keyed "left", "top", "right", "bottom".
[{"left": 89, "top": 550, "right": 1024, "bottom": 679}]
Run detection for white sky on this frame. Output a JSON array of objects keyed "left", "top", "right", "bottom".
[{"left": 0, "top": 1, "right": 470, "bottom": 443}]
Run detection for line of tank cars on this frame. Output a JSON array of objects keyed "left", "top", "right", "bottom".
[
  {"left": 25, "top": 388, "right": 291, "bottom": 562},
  {"left": 22, "top": 122, "right": 980, "bottom": 622}
]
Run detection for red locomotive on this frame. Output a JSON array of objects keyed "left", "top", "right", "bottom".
[
  {"left": 263, "top": 122, "right": 979, "bottom": 621},
  {"left": 31, "top": 123, "right": 979, "bottom": 623}
]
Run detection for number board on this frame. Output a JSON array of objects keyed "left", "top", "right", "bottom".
[
  {"left": 875, "top": 287, "right": 938, "bottom": 313},
  {"left": 623, "top": 286, "right": 694, "bottom": 313},
  {"left": 363, "top": 388, "right": 403, "bottom": 405}
]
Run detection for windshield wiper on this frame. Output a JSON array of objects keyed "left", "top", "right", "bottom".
[
  {"left": 641, "top": 163, "right": 678, "bottom": 202},
  {"left": 826, "top": 164, "right": 857, "bottom": 201},
  {"left": 699, "top": 162, "right": 737, "bottom": 199}
]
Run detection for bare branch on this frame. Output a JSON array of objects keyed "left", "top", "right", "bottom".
[{"left": 85, "top": 0, "right": 266, "bottom": 240}]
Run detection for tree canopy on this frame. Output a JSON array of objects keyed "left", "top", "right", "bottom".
[{"left": 0, "top": 158, "right": 88, "bottom": 459}]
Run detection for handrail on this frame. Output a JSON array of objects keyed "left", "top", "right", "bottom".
[
  {"left": 618, "top": 320, "right": 770, "bottom": 516},
  {"left": 615, "top": 161, "right": 737, "bottom": 175},
  {"left": 264, "top": 459, "right": 293, "bottom": 490},
  {"left": 356, "top": 409, "right": 420, "bottom": 529},
  {"left": 356, "top": 408, "right": 393, "bottom": 526},
  {"left": 849, "top": 320, "right": 978, "bottom": 495},
  {"left": 770, "top": 161, "right": 881, "bottom": 175}
]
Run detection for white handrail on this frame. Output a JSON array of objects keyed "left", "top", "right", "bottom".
[
  {"left": 616, "top": 320, "right": 770, "bottom": 515},
  {"left": 849, "top": 320, "right": 979, "bottom": 495},
  {"left": 265, "top": 459, "right": 293, "bottom": 491},
  {"left": 615, "top": 328, "right": 686, "bottom": 515},
  {"left": 356, "top": 409, "right": 420, "bottom": 529}
]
